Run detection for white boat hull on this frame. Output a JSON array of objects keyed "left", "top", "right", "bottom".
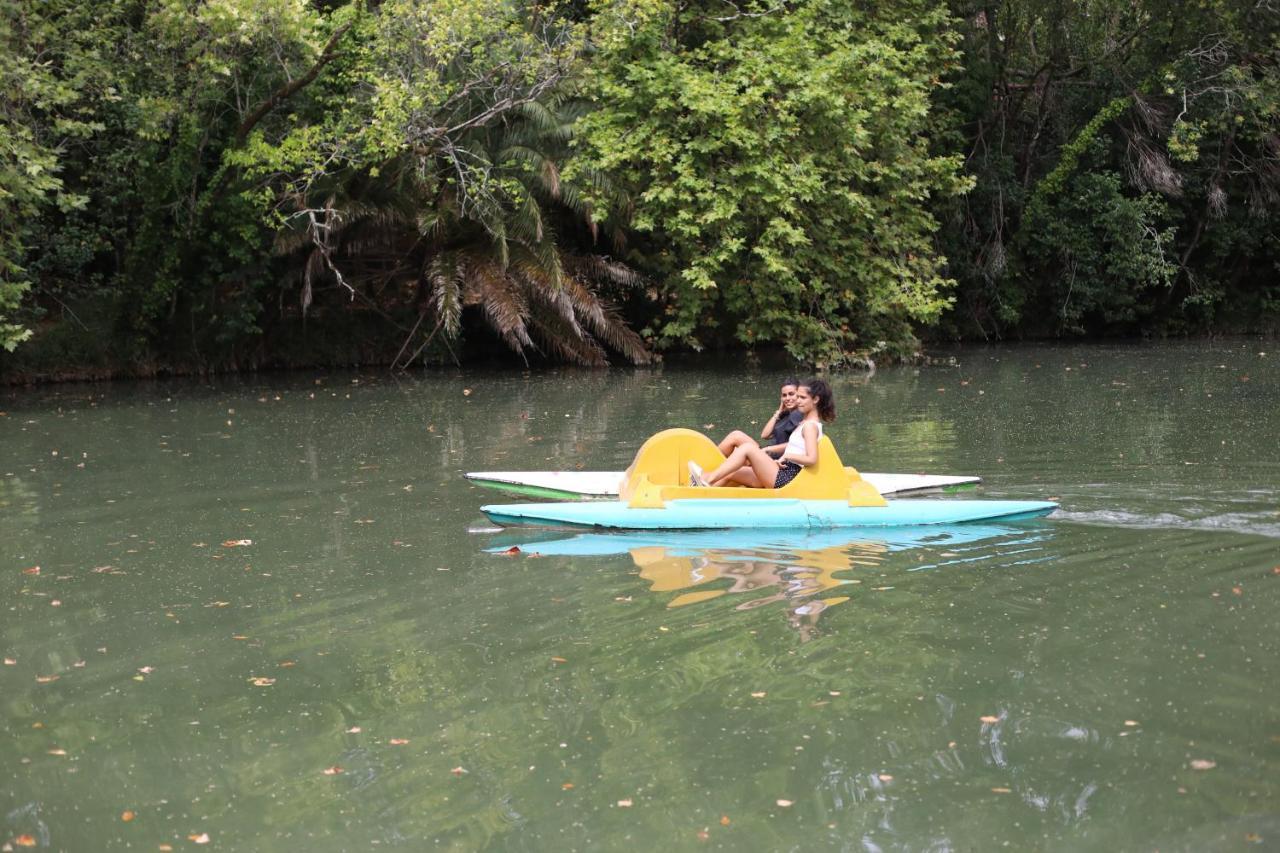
[{"left": 466, "top": 470, "right": 980, "bottom": 499}]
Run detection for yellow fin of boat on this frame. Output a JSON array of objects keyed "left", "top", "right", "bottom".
[{"left": 619, "top": 428, "right": 887, "bottom": 508}]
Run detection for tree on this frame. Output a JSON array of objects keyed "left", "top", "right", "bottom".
[{"left": 571, "top": 0, "right": 971, "bottom": 364}]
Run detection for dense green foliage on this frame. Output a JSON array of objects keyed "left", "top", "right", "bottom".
[
  {"left": 1, "top": 0, "right": 1277, "bottom": 378},
  {"left": 940, "top": 0, "right": 1280, "bottom": 337}
]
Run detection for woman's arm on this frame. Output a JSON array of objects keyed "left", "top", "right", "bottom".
[
  {"left": 782, "top": 423, "right": 821, "bottom": 466},
  {"left": 759, "top": 409, "right": 783, "bottom": 440}
]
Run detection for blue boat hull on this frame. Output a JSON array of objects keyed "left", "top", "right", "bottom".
[
  {"left": 481, "top": 498, "right": 1058, "bottom": 530},
  {"left": 485, "top": 522, "right": 1051, "bottom": 556}
]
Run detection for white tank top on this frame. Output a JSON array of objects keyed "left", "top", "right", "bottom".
[{"left": 783, "top": 421, "right": 822, "bottom": 461}]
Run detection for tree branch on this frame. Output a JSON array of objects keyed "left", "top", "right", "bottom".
[{"left": 235, "top": 22, "right": 353, "bottom": 146}]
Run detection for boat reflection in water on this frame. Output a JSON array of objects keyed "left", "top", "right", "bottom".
[{"left": 487, "top": 524, "right": 1054, "bottom": 639}]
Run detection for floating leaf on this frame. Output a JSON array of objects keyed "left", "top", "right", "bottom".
[
  {"left": 991, "top": 787, "right": 1012, "bottom": 794},
  {"left": 562, "top": 782, "right": 575, "bottom": 790},
  {"left": 617, "top": 798, "right": 633, "bottom": 808},
  {"left": 1190, "top": 759, "right": 1216, "bottom": 770},
  {"left": 137, "top": 666, "right": 154, "bottom": 674},
  {"left": 35, "top": 675, "right": 59, "bottom": 684},
  {"left": 389, "top": 738, "right": 409, "bottom": 746},
  {"left": 47, "top": 748, "right": 67, "bottom": 756},
  {"left": 322, "top": 766, "right": 343, "bottom": 776},
  {"left": 751, "top": 692, "right": 767, "bottom": 698},
  {"left": 550, "top": 657, "right": 567, "bottom": 664},
  {"left": 1124, "top": 720, "right": 1139, "bottom": 726},
  {"left": 776, "top": 799, "right": 793, "bottom": 807},
  {"left": 188, "top": 833, "right": 210, "bottom": 844},
  {"left": 878, "top": 774, "right": 894, "bottom": 782},
  {"left": 221, "top": 539, "right": 252, "bottom": 547},
  {"left": 345, "top": 726, "right": 361, "bottom": 734},
  {"left": 250, "top": 677, "right": 275, "bottom": 687},
  {"left": 980, "top": 715, "right": 1000, "bottom": 724}
]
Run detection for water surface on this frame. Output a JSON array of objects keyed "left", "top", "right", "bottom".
[{"left": 2, "top": 342, "right": 1277, "bottom": 850}]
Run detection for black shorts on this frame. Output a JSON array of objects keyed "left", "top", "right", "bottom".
[{"left": 774, "top": 460, "right": 802, "bottom": 489}]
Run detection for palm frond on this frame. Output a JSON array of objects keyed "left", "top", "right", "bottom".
[{"left": 427, "top": 252, "right": 463, "bottom": 337}]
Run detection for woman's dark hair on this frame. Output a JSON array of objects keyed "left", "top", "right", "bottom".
[
  {"left": 801, "top": 378, "right": 836, "bottom": 422},
  {"left": 780, "top": 376, "right": 800, "bottom": 389}
]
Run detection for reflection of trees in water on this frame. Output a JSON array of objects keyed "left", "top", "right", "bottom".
[{"left": 633, "top": 540, "right": 889, "bottom": 641}]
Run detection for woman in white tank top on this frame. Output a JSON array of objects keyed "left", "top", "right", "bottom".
[{"left": 692, "top": 379, "right": 836, "bottom": 489}]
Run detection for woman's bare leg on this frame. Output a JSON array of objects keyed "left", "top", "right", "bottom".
[
  {"left": 706, "top": 443, "right": 780, "bottom": 488},
  {"left": 722, "top": 468, "right": 762, "bottom": 487},
  {"left": 716, "top": 430, "right": 756, "bottom": 457}
]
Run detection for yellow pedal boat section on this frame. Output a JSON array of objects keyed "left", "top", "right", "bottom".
[{"left": 619, "top": 428, "right": 887, "bottom": 509}]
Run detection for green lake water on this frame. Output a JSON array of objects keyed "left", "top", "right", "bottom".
[{"left": 2, "top": 342, "right": 1278, "bottom": 851}]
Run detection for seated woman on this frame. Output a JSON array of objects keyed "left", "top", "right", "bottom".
[
  {"left": 717, "top": 377, "right": 801, "bottom": 460},
  {"left": 691, "top": 379, "right": 835, "bottom": 489}
]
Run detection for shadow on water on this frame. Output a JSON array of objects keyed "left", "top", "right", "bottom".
[{"left": 485, "top": 523, "right": 1055, "bottom": 641}]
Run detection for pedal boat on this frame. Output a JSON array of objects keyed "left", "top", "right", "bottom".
[{"left": 480, "top": 429, "right": 1057, "bottom": 530}]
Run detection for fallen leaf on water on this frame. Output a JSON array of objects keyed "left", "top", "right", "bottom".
[
  {"left": 279, "top": 661, "right": 296, "bottom": 668},
  {"left": 231, "top": 635, "right": 249, "bottom": 640},
  {"left": 50, "top": 600, "right": 62, "bottom": 607},
  {"left": 22, "top": 566, "right": 39, "bottom": 575},
  {"left": 617, "top": 799, "right": 633, "bottom": 808},
  {"left": 980, "top": 715, "right": 1000, "bottom": 724},
  {"left": 322, "top": 766, "right": 343, "bottom": 775},
  {"left": 250, "top": 677, "right": 275, "bottom": 687},
  {"left": 35, "top": 675, "right": 59, "bottom": 684},
  {"left": 138, "top": 666, "right": 154, "bottom": 674},
  {"left": 878, "top": 774, "right": 894, "bottom": 782},
  {"left": 389, "top": 738, "right": 409, "bottom": 746},
  {"left": 188, "top": 833, "right": 210, "bottom": 844},
  {"left": 828, "top": 691, "right": 841, "bottom": 696},
  {"left": 550, "top": 657, "right": 567, "bottom": 664},
  {"left": 1124, "top": 720, "right": 1139, "bottom": 726},
  {"left": 346, "top": 726, "right": 361, "bottom": 734},
  {"left": 14, "top": 836, "right": 37, "bottom": 848},
  {"left": 221, "top": 539, "right": 252, "bottom": 547},
  {"left": 991, "top": 787, "right": 1012, "bottom": 794},
  {"left": 751, "top": 691, "right": 767, "bottom": 698},
  {"left": 47, "top": 748, "right": 67, "bottom": 756},
  {"left": 719, "top": 815, "right": 730, "bottom": 826},
  {"left": 73, "top": 660, "right": 85, "bottom": 668},
  {"left": 562, "top": 782, "right": 575, "bottom": 790},
  {"left": 1190, "top": 759, "right": 1216, "bottom": 770},
  {"left": 776, "top": 799, "right": 793, "bottom": 807},
  {"left": 121, "top": 810, "right": 135, "bottom": 822}
]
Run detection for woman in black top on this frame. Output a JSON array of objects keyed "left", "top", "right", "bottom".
[{"left": 715, "top": 377, "right": 801, "bottom": 460}]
